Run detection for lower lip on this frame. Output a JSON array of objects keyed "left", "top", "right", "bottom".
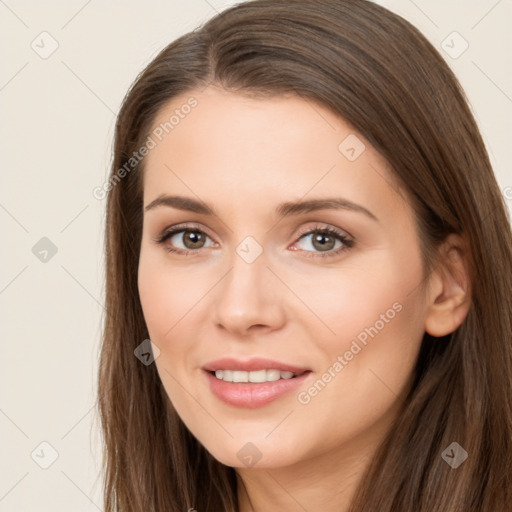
[{"left": 204, "top": 370, "right": 312, "bottom": 408}]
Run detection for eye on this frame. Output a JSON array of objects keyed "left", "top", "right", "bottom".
[
  {"left": 153, "top": 223, "right": 354, "bottom": 258},
  {"left": 153, "top": 224, "right": 216, "bottom": 255},
  {"left": 291, "top": 225, "right": 354, "bottom": 258}
]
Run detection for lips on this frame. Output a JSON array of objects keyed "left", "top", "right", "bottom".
[
  {"left": 202, "top": 357, "right": 311, "bottom": 374},
  {"left": 204, "top": 370, "right": 311, "bottom": 408},
  {"left": 202, "top": 357, "right": 313, "bottom": 408}
]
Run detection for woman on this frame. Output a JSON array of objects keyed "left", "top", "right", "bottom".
[{"left": 98, "top": 1, "right": 512, "bottom": 510}]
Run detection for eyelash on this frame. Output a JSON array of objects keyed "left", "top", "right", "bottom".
[{"left": 153, "top": 223, "right": 354, "bottom": 259}]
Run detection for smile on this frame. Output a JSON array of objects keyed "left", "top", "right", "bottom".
[{"left": 204, "top": 369, "right": 312, "bottom": 408}]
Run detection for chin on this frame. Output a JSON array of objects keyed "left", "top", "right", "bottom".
[{"left": 200, "top": 436, "right": 301, "bottom": 470}]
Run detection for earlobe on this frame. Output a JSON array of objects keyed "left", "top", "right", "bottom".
[{"left": 424, "top": 235, "right": 472, "bottom": 338}]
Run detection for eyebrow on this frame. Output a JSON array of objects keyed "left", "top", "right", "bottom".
[{"left": 144, "top": 194, "right": 378, "bottom": 221}]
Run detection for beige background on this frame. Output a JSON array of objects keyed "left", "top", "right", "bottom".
[{"left": 1, "top": 1, "right": 510, "bottom": 510}]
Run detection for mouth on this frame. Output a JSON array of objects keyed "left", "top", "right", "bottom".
[{"left": 203, "top": 366, "right": 313, "bottom": 408}]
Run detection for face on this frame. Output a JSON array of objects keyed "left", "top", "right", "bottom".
[{"left": 137, "top": 85, "right": 430, "bottom": 469}]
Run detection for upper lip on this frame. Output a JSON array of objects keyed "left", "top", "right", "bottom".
[{"left": 203, "top": 357, "right": 311, "bottom": 374}]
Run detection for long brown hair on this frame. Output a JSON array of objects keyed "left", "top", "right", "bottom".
[{"left": 97, "top": 1, "right": 512, "bottom": 510}]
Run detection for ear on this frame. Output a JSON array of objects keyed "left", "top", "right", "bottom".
[{"left": 424, "top": 234, "right": 472, "bottom": 337}]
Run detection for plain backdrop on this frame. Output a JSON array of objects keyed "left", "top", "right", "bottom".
[{"left": 1, "top": 1, "right": 510, "bottom": 510}]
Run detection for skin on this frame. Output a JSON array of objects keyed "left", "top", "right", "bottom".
[{"left": 137, "top": 85, "right": 471, "bottom": 512}]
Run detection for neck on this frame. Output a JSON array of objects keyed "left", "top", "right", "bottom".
[{"left": 236, "top": 453, "right": 368, "bottom": 512}]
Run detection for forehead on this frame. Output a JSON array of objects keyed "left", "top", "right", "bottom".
[{"left": 142, "top": 86, "right": 405, "bottom": 220}]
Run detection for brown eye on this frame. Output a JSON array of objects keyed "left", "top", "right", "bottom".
[
  {"left": 294, "top": 227, "right": 352, "bottom": 257},
  {"left": 181, "top": 230, "right": 206, "bottom": 249},
  {"left": 311, "top": 232, "right": 336, "bottom": 252},
  {"left": 299, "top": 228, "right": 348, "bottom": 252},
  {"left": 154, "top": 225, "right": 216, "bottom": 254}
]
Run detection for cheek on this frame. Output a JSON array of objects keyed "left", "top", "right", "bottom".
[
  {"left": 289, "top": 249, "right": 426, "bottom": 410},
  {"left": 138, "top": 262, "right": 172, "bottom": 339},
  {"left": 137, "top": 259, "right": 202, "bottom": 411},
  {"left": 285, "top": 254, "right": 421, "bottom": 351},
  {"left": 293, "top": 251, "right": 426, "bottom": 419},
  {"left": 137, "top": 253, "right": 208, "bottom": 341}
]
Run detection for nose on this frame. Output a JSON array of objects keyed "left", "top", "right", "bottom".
[{"left": 212, "top": 247, "right": 287, "bottom": 338}]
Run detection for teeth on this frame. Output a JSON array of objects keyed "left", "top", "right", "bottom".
[{"left": 214, "top": 369, "right": 297, "bottom": 382}]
